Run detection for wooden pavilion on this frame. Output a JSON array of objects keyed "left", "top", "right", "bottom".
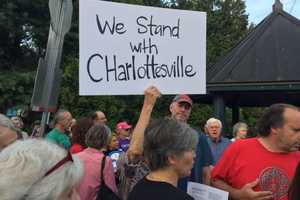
[{"left": 194, "top": 0, "right": 300, "bottom": 129}]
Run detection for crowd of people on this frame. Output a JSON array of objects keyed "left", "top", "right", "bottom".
[{"left": 0, "top": 85, "right": 300, "bottom": 200}]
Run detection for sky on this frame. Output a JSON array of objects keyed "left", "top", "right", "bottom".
[{"left": 245, "top": 0, "right": 300, "bottom": 24}]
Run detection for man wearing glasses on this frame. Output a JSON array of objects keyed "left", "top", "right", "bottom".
[{"left": 92, "top": 111, "right": 107, "bottom": 125}]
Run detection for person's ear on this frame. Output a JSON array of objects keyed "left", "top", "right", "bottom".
[
  {"left": 169, "top": 102, "right": 175, "bottom": 113},
  {"left": 270, "top": 127, "right": 279, "bottom": 135},
  {"left": 167, "top": 154, "right": 178, "bottom": 166}
]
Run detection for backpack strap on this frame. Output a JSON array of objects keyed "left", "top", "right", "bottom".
[{"left": 100, "top": 155, "right": 106, "bottom": 185}]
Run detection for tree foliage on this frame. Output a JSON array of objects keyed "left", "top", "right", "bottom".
[{"left": 0, "top": 71, "right": 35, "bottom": 112}]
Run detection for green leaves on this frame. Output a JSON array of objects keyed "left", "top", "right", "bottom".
[{"left": 0, "top": 71, "right": 35, "bottom": 112}]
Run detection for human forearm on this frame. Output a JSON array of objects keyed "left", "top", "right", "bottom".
[
  {"left": 127, "top": 86, "right": 160, "bottom": 160},
  {"left": 202, "top": 166, "right": 212, "bottom": 185},
  {"left": 212, "top": 179, "right": 241, "bottom": 199},
  {"left": 128, "top": 102, "right": 155, "bottom": 156}
]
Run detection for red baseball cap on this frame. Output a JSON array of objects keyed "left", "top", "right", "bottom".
[{"left": 172, "top": 94, "right": 193, "bottom": 106}]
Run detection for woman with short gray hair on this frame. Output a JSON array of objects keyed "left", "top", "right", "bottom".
[
  {"left": 231, "top": 122, "right": 248, "bottom": 142},
  {"left": 0, "top": 139, "right": 83, "bottom": 200},
  {"left": 128, "top": 118, "right": 198, "bottom": 200},
  {"left": 76, "top": 123, "right": 117, "bottom": 200}
]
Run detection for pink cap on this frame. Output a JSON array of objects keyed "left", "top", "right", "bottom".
[{"left": 116, "top": 122, "right": 132, "bottom": 130}]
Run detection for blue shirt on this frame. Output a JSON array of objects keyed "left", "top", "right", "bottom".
[
  {"left": 178, "top": 131, "right": 214, "bottom": 191},
  {"left": 119, "top": 138, "right": 130, "bottom": 152},
  {"left": 105, "top": 149, "right": 123, "bottom": 172},
  {"left": 207, "top": 136, "right": 231, "bottom": 164}
]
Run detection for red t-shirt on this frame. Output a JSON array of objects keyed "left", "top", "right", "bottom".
[
  {"left": 70, "top": 143, "right": 84, "bottom": 154},
  {"left": 211, "top": 138, "right": 300, "bottom": 200}
]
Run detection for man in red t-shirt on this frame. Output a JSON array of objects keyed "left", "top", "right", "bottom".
[{"left": 211, "top": 103, "right": 300, "bottom": 200}]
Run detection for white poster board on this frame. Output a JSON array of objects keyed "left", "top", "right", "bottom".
[
  {"left": 79, "top": 0, "right": 206, "bottom": 95},
  {"left": 187, "top": 182, "right": 229, "bottom": 200}
]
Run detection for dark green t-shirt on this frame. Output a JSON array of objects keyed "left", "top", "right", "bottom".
[{"left": 46, "top": 128, "right": 71, "bottom": 149}]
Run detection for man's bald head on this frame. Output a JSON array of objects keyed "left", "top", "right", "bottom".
[{"left": 92, "top": 111, "right": 107, "bottom": 125}]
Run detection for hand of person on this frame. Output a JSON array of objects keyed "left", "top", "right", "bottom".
[
  {"left": 144, "top": 85, "right": 161, "bottom": 106},
  {"left": 237, "top": 179, "right": 273, "bottom": 200}
]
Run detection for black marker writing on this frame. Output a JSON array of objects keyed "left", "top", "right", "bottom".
[{"left": 96, "top": 15, "right": 126, "bottom": 35}]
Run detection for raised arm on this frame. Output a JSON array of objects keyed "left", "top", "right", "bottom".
[{"left": 127, "top": 86, "right": 160, "bottom": 161}]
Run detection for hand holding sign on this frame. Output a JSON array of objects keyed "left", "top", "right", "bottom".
[{"left": 144, "top": 85, "right": 161, "bottom": 106}]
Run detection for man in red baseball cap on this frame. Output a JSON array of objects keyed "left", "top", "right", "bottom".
[
  {"left": 170, "top": 94, "right": 193, "bottom": 123},
  {"left": 169, "top": 94, "right": 214, "bottom": 191}
]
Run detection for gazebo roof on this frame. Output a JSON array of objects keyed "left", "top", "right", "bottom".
[
  {"left": 207, "top": 4, "right": 300, "bottom": 90},
  {"left": 195, "top": 2, "right": 300, "bottom": 107}
]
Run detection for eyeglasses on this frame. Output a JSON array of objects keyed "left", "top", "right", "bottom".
[{"left": 44, "top": 151, "right": 73, "bottom": 177}]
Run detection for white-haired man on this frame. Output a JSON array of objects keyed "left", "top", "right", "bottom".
[{"left": 206, "top": 117, "right": 231, "bottom": 165}]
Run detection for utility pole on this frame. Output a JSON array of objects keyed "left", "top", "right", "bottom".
[{"left": 31, "top": 0, "right": 73, "bottom": 136}]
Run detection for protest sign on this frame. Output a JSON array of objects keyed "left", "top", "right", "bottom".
[{"left": 80, "top": 0, "right": 206, "bottom": 95}]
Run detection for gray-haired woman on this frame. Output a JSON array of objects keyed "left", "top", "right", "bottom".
[
  {"left": 128, "top": 118, "right": 198, "bottom": 200},
  {"left": 0, "top": 139, "right": 83, "bottom": 200},
  {"left": 231, "top": 122, "right": 248, "bottom": 142},
  {"left": 76, "top": 123, "right": 117, "bottom": 200}
]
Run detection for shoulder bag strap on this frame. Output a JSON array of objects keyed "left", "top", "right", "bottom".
[{"left": 100, "top": 155, "right": 106, "bottom": 185}]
